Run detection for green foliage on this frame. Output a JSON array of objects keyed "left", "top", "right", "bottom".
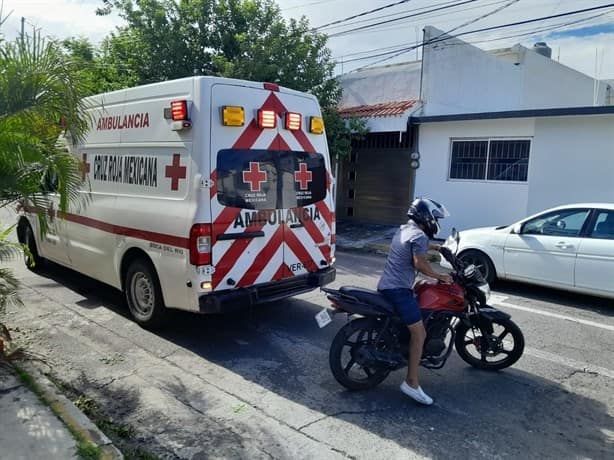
[
  {"left": 323, "top": 111, "right": 369, "bottom": 160},
  {"left": 0, "top": 28, "right": 89, "bottom": 338}
]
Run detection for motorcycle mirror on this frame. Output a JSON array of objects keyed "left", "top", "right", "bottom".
[{"left": 451, "top": 228, "right": 460, "bottom": 244}]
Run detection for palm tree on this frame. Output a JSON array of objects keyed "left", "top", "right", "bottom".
[{"left": 0, "top": 23, "right": 89, "bottom": 350}]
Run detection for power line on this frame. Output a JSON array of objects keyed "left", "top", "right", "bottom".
[
  {"left": 360, "top": 0, "right": 519, "bottom": 69},
  {"left": 327, "top": 0, "right": 480, "bottom": 37},
  {"left": 326, "top": 0, "right": 507, "bottom": 34},
  {"left": 354, "top": 2, "right": 614, "bottom": 70},
  {"left": 314, "top": 0, "right": 415, "bottom": 30},
  {"left": 336, "top": 9, "right": 613, "bottom": 65}
]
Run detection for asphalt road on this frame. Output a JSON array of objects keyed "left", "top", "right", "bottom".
[{"left": 3, "top": 249, "right": 614, "bottom": 459}]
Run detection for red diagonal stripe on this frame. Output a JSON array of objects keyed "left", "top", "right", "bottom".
[
  {"left": 300, "top": 217, "right": 330, "bottom": 262},
  {"left": 292, "top": 129, "right": 316, "bottom": 153},
  {"left": 315, "top": 200, "right": 333, "bottom": 229},
  {"left": 233, "top": 119, "right": 262, "bottom": 149},
  {"left": 275, "top": 263, "right": 293, "bottom": 280},
  {"left": 210, "top": 170, "right": 217, "bottom": 200},
  {"left": 283, "top": 224, "right": 319, "bottom": 272},
  {"left": 262, "top": 92, "right": 287, "bottom": 113},
  {"left": 236, "top": 225, "right": 285, "bottom": 287}
]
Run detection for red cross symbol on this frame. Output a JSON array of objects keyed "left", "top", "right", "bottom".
[
  {"left": 294, "top": 163, "right": 313, "bottom": 190},
  {"left": 81, "top": 154, "right": 90, "bottom": 180},
  {"left": 165, "top": 154, "right": 187, "bottom": 191},
  {"left": 243, "top": 162, "right": 267, "bottom": 192}
]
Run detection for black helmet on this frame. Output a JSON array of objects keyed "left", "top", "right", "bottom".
[{"left": 407, "top": 198, "right": 449, "bottom": 238}]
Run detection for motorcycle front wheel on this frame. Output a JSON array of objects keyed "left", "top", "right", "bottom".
[
  {"left": 455, "top": 318, "right": 524, "bottom": 370},
  {"left": 329, "top": 317, "right": 393, "bottom": 390}
]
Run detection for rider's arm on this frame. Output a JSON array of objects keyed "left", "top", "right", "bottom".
[{"left": 414, "top": 254, "right": 452, "bottom": 283}]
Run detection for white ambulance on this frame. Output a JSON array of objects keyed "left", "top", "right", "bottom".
[{"left": 18, "top": 76, "right": 336, "bottom": 328}]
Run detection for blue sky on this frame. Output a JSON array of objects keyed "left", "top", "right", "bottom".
[{"left": 549, "top": 23, "right": 614, "bottom": 39}]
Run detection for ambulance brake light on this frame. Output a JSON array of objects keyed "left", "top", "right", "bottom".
[
  {"left": 171, "top": 100, "right": 188, "bottom": 120},
  {"left": 257, "top": 109, "right": 277, "bottom": 129},
  {"left": 309, "top": 116, "right": 324, "bottom": 134},
  {"left": 285, "top": 112, "right": 302, "bottom": 131},
  {"left": 189, "top": 224, "right": 211, "bottom": 266},
  {"left": 222, "top": 106, "right": 245, "bottom": 126}
]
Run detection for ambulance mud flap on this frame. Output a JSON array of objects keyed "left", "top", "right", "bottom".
[{"left": 199, "top": 267, "right": 335, "bottom": 314}]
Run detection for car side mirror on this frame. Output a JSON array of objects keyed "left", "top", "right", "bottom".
[{"left": 512, "top": 223, "right": 522, "bottom": 234}]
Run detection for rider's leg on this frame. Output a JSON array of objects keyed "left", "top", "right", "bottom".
[{"left": 406, "top": 321, "right": 426, "bottom": 388}]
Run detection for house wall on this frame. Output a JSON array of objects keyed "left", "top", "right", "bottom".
[
  {"left": 420, "top": 27, "right": 608, "bottom": 117},
  {"left": 527, "top": 114, "right": 614, "bottom": 213},
  {"left": 415, "top": 118, "right": 534, "bottom": 236},
  {"left": 416, "top": 114, "right": 614, "bottom": 235}
]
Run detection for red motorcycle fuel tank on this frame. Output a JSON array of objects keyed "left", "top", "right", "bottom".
[{"left": 415, "top": 280, "right": 466, "bottom": 312}]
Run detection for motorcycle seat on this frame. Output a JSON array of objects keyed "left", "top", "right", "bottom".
[{"left": 339, "top": 286, "right": 395, "bottom": 314}]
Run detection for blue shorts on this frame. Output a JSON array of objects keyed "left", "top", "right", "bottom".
[{"left": 379, "top": 288, "right": 422, "bottom": 325}]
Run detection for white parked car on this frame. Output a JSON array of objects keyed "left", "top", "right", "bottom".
[{"left": 442, "top": 204, "right": 614, "bottom": 299}]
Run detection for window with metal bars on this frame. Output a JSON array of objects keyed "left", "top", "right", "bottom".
[{"left": 449, "top": 139, "right": 530, "bottom": 182}]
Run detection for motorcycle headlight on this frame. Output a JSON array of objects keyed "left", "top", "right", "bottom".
[{"left": 477, "top": 282, "right": 491, "bottom": 302}]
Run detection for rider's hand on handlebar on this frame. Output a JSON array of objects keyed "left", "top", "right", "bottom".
[{"left": 437, "top": 273, "right": 453, "bottom": 284}]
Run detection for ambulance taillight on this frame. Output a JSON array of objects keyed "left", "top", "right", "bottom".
[
  {"left": 171, "top": 100, "right": 188, "bottom": 120},
  {"left": 285, "top": 112, "right": 301, "bottom": 131},
  {"left": 257, "top": 109, "right": 277, "bottom": 129},
  {"left": 189, "top": 224, "right": 211, "bottom": 265}
]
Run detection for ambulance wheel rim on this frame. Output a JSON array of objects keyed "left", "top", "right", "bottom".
[{"left": 130, "top": 272, "right": 154, "bottom": 316}]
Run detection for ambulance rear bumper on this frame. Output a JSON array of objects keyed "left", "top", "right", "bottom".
[{"left": 198, "top": 267, "right": 336, "bottom": 314}]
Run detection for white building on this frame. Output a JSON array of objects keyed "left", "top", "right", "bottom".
[{"left": 337, "top": 27, "right": 614, "bottom": 233}]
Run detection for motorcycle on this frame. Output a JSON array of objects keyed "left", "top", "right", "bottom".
[{"left": 318, "top": 229, "right": 525, "bottom": 390}]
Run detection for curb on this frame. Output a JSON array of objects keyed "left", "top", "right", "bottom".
[{"left": 19, "top": 362, "right": 124, "bottom": 460}]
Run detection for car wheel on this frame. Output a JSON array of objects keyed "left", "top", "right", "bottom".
[
  {"left": 124, "top": 259, "right": 169, "bottom": 329},
  {"left": 23, "top": 224, "right": 45, "bottom": 270},
  {"left": 459, "top": 250, "right": 496, "bottom": 284}
]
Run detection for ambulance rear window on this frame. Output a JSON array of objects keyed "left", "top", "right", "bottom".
[{"left": 216, "top": 149, "right": 326, "bottom": 210}]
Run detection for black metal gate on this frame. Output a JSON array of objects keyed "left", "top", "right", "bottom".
[{"left": 336, "top": 131, "right": 414, "bottom": 225}]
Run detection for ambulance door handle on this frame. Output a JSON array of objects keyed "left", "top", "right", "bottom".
[
  {"left": 290, "top": 223, "right": 304, "bottom": 229},
  {"left": 217, "top": 231, "right": 265, "bottom": 241}
]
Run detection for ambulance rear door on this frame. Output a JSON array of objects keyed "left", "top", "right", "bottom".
[{"left": 209, "top": 83, "right": 334, "bottom": 292}]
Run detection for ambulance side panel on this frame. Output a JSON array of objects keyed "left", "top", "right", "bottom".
[{"left": 71, "top": 78, "right": 204, "bottom": 311}]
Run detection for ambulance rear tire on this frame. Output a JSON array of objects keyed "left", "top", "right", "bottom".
[
  {"left": 125, "top": 259, "right": 168, "bottom": 329},
  {"left": 23, "top": 224, "right": 45, "bottom": 270}
]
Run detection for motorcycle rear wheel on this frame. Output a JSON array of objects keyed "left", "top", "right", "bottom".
[
  {"left": 329, "top": 318, "right": 393, "bottom": 390},
  {"left": 455, "top": 318, "right": 524, "bottom": 370}
]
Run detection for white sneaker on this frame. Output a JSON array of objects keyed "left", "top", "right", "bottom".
[{"left": 400, "top": 381, "right": 433, "bottom": 405}]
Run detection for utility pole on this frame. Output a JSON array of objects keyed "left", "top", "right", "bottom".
[{"left": 20, "top": 16, "right": 25, "bottom": 41}]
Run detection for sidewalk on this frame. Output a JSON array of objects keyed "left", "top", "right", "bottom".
[
  {"left": 335, "top": 221, "right": 443, "bottom": 260},
  {"left": 0, "top": 363, "right": 122, "bottom": 460},
  {"left": 335, "top": 221, "right": 398, "bottom": 255}
]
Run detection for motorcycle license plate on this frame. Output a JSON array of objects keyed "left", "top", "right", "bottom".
[{"left": 315, "top": 308, "right": 332, "bottom": 328}]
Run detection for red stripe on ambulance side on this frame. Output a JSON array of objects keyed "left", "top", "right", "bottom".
[
  {"left": 24, "top": 206, "right": 189, "bottom": 248},
  {"left": 272, "top": 263, "right": 289, "bottom": 281},
  {"left": 235, "top": 225, "right": 284, "bottom": 287}
]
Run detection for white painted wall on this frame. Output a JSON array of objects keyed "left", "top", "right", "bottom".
[
  {"left": 415, "top": 118, "right": 535, "bottom": 236},
  {"left": 421, "top": 27, "right": 609, "bottom": 117},
  {"left": 527, "top": 114, "right": 614, "bottom": 213}
]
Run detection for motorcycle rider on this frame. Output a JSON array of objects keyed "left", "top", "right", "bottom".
[{"left": 377, "top": 198, "right": 452, "bottom": 405}]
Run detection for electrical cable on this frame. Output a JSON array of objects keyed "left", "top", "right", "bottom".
[{"left": 354, "top": 2, "right": 614, "bottom": 69}]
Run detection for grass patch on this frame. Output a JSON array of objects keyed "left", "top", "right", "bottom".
[
  {"left": 13, "top": 366, "right": 102, "bottom": 459},
  {"left": 76, "top": 442, "right": 103, "bottom": 460}
]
